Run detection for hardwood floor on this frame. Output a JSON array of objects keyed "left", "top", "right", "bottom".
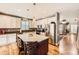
[
  {"left": 59, "top": 34, "right": 78, "bottom": 55},
  {"left": 48, "top": 44, "right": 59, "bottom": 55},
  {"left": 48, "top": 34, "right": 79, "bottom": 55},
  {"left": 0, "top": 34, "right": 78, "bottom": 55},
  {"left": 48, "top": 38, "right": 59, "bottom": 55},
  {"left": 0, "top": 42, "right": 19, "bottom": 55}
]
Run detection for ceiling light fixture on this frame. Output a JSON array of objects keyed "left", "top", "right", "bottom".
[
  {"left": 26, "top": 9, "right": 29, "bottom": 11},
  {"left": 33, "top": 3, "right": 36, "bottom": 6}
]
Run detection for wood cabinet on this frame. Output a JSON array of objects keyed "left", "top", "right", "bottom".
[
  {"left": 19, "top": 39, "right": 48, "bottom": 55},
  {"left": 0, "top": 15, "right": 21, "bottom": 28},
  {"left": 17, "top": 33, "right": 49, "bottom": 55},
  {"left": 23, "top": 42, "right": 38, "bottom": 55},
  {"left": 36, "top": 39, "right": 48, "bottom": 55}
]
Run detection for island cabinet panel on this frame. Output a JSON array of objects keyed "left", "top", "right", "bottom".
[
  {"left": 24, "top": 42, "right": 38, "bottom": 55},
  {"left": 17, "top": 33, "right": 49, "bottom": 55},
  {"left": 19, "top": 39, "right": 49, "bottom": 55},
  {"left": 36, "top": 39, "right": 48, "bottom": 55}
]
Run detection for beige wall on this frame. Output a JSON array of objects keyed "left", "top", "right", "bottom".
[{"left": 0, "top": 15, "right": 21, "bottom": 28}]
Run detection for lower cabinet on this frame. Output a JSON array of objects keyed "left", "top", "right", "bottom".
[
  {"left": 0, "top": 34, "right": 19, "bottom": 55},
  {"left": 23, "top": 42, "right": 38, "bottom": 55},
  {"left": 23, "top": 39, "right": 48, "bottom": 55},
  {"left": 36, "top": 39, "right": 48, "bottom": 55}
]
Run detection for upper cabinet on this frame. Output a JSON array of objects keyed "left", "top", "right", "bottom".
[
  {"left": 0, "top": 12, "right": 33, "bottom": 30},
  {"left": 0, "top": 15, "right": 21, "bottom": 28}
]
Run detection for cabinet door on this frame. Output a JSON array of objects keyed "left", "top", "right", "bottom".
[
  {"left": 0, "top": 35, "right": 9, "bottom": 55},
  {"left": 37, "top": 39, "right": 48, "bottom": 55},
  {"left": 7, "top": 34, "right": 16, "bottom": 44},
  {"left": 0, "top": 35, "right": 7, "bottom": 46}
]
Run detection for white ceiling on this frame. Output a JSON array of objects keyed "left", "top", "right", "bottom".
[{"left": 0, "top": 3, "right": 79, "bottom": 19}]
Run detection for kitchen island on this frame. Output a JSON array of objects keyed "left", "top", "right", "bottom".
[{"left": 17, "top": 32, "right": 49, "bottom": 55}]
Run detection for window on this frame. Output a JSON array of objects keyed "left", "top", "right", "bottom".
[{"left": 20, "top": 20, "right": 29, "bottom": 30}]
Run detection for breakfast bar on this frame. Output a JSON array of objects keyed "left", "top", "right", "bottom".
[{"left": 17, "top": 32, "right": 49, "bottom": 55}]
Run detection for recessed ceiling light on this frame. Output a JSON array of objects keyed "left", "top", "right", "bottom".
[
  {"left": 26, "top": 9, "right": 29, "bottom": 11},
  {"left": 33, "top": 3, "right": 36, "bottom": 6}
]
